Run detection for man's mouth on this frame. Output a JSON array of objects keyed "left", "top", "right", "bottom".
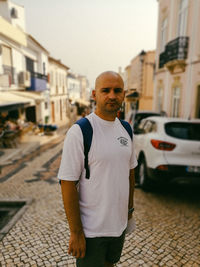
[{"left": 107, "top": 102, "right": 117, "bottom": 105}]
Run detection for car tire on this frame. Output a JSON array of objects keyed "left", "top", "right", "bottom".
[{"left": 138, "top": 157, "right": 151, "bottom": 190}]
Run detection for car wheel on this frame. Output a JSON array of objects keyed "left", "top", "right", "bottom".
[{"left": 138, "top": 157, "right": 151, "bottom": 190}]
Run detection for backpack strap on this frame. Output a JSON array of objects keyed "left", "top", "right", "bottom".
[
  {"left": 119, "top": 119, "right": 133, "bottom": 140},
  {"left": 75, "top": 117, "right": 93, "bottom": 179}
]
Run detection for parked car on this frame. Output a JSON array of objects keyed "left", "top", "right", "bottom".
[
  {"left": 134, "top": 117, "right": 200, "bottom": 189},
  {"left": 127, "top": 110, "right": 164, "bottom": 132}
]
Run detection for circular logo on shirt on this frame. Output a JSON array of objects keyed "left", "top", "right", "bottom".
[{"left": 117, "top": 136, "right": 128, "bottom": 146}]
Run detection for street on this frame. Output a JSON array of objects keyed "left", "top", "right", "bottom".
[{"left": 0, "top": 130, "right": 200, "bottom": 267}]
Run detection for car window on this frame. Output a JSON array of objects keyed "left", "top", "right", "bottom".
[
  {"left": 138, "top": 120, "right": 146, "bottom": 130},
  {"left": 143, "top": 120, "right": 157, "bottom": 133},
  {"left": 135, "top": 113, "right": 160, "bottom": 124},
  {"left": 165, "top": 122, "right": 200, "bottom": 141}
]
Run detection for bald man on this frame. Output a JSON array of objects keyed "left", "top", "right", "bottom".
[{"left": 58, "top": 71, "right": 137, "bottom": 267}]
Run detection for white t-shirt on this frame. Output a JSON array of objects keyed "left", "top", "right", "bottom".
[{"left": 58, "top": 112, "right": 138, "bottom": 237}]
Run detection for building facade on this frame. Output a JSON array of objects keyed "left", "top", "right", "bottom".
[
  {"left": 49, "top": 57, "right": 69, "bottom": 125},
  {"left": 19, "top": 34, "right": 50, "bottom": 124},
  {"left": 0, "top": 0, "right": 31, "bottom": 123},
  {"left": 124, "top": 50, "right": 155, "bottom": 116},
  {"left": 0, "top": 0, "right": 51, "bottom": 124},
  {"left": 0, "top": 0, "right": 91, "bottom": 127},
  {"left": 154, "top": 0, "right": 200, "bottom": 118}
]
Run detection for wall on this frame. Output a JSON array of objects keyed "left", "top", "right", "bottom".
[{"left": 0, "top": 16, "right": 27, "bottom": 46}]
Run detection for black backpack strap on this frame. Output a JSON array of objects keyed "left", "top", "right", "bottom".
[
  {"left": 119, "top": 119, "right": 133, "bottom": 140},
  {"left": 75, "top": 117, "right": 93, "bottom": 179}
]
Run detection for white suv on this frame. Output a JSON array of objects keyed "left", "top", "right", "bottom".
[{"left": 134, "top": 117, "right": 200, "bottom": 189}]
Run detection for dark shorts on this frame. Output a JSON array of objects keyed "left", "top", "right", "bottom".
[{"left": 76, "top": 230, "right": 126, "bottom": 267}]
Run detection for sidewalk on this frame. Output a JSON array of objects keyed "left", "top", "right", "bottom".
[{"left": 0, "top": 122, "right": 68, "bottom": 167}]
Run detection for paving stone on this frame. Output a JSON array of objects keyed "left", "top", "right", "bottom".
[{"left": 0, "top": 130, "right": 200, "bottom": 266}]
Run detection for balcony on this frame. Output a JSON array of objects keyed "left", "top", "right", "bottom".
[
  {"left": 159, "top": 36, "right": 189, "bottom": 73},
  {"left": 27, "top": 72, "right": 47, "bottom": 92}
]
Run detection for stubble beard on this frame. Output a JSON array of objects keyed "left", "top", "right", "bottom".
[{"left": 104, "top": 102, "right": 121, "bottom": 114}]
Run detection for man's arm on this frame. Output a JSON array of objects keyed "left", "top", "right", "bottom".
[
  {"left": 128, "top": 168, "right": 135, "bottom": 220},
  {"left": 61, "top": 180, "right": 86, "bottom": 259}
]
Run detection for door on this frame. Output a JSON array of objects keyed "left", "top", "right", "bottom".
[
  {"left": 60, "top": 99, "right": 62, "bottom": 121},
  {"left": 195, "top": 86, "right": 200, "bottom": 118},
  {"left": 26, "top": 107, "right": 36, "bottom": 123},
  {"left": 51, "top": 101, "right": 55, "bottom": 123}
]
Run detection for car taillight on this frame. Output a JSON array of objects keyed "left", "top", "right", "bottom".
[{"left": 150, "top": 139, "right": 176, "bottom": 151}]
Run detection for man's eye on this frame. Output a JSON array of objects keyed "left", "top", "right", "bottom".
[
  {"left": 114, "top": 88, "right": 123, "bottom": 93},
  {"left": 102, "top": 88, "right": 109, "bottom": 93}
]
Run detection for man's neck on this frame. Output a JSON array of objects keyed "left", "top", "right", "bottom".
[{"left": 94, "top": 110, "right": 116, "bottom": 121}]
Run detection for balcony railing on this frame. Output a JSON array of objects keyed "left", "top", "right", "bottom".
[
  {"left": 159, "top": 36, "right": 189, "bottom": 69},
  {"left": 27, "top": 72, "right": 47, "bottom": 91}
]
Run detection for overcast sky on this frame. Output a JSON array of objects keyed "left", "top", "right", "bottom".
[{"left": 15, "top": 0, "right": 158, "bottom": 87}]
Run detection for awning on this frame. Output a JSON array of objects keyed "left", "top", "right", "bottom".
[
  {"left": 126, "top": 91, "right": 139, "bottom": 98},
  {"left": 11, "top": 91, "right": 45, "bottom": 102},
  {"left": 0, "top": 102, "right": 28, "bottom": 112},
  {"left": 0, "top": 91, "right": 34, "bottom": 112}
]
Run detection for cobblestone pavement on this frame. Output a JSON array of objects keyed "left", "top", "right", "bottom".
[{"left": 0, "top": 132, "right": 200, "bottom": 266}]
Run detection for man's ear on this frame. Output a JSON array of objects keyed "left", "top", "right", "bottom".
[{"left": 92, "top": 89, "right": 96, "bottom": 100}]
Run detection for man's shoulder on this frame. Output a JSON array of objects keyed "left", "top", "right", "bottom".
[{"left": 67, "top": 123, "right": 82, "bottom": 139}]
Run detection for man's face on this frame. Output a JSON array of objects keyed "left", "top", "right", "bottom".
[{"left": 92, "top": 73, "right": 125, "bottom": 115}]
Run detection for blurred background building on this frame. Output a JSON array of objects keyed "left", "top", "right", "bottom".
[
  {"left": 0, "top": 0, "right": 90, "bottom": 132},
  {"left": 124, "top": 50, "right": 155, "bottom": 116},
  {"left": 153, "top": 0, "right": 200, "bottom": 119}
]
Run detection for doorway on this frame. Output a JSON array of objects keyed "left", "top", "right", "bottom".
[
  {"left": 51, "top": 101, "right": 55, "bottom": 122},
  {"left": 195, "top": 85, "right": 200, "bottom": 118},
  {"left": 26, "top": 106, "right": 36, "bottom": 123}
]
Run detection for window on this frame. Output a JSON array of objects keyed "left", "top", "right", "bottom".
[
  {"left": 50, "top": 71, "right": 53, "bottom": 86},
  {"left": 59, "top": 73, "right": 61, "bottom": 87},
  {"left": 45, "top": 102, "right": 48, "bottom": 109},
  {"left": 143, "top": 121, "right": 157, "bottom": 134},
  {"left": 11, "top": 8, "right": 18, "bottom": 18},
  {"left": 137, "top": 120, "right": 146, "bottom": 133},
  {"left": 26, "top": 57, "right": 34, "bottom": 73},
  {"left": 177, "top": 0, "right": 188, "bottom": 36},
  {"left": 171, "top": 87, "right": 180, "bottom": 117},
  {"left": 161, "top": 18, "right": 168, "bottom": 52},
  {"left": 43, "top": 62, "right": 46, "bottom": 75},
  {"left": 165, "top": 122, "right": 200, "bottom": 141},
  {"left": 2, "top": 46, "right": 12, "bottom": 66},
  {"left": 2, "top": 45, "right": 15, "bottom": 84}
]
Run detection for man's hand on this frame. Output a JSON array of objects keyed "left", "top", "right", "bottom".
[{"left": 68, "top": 232, "right": 86, "bottom": 259}]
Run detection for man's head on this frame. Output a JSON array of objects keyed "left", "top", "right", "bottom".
[{"left": 92, "top": 71, "right": 125, "bottom": 120}]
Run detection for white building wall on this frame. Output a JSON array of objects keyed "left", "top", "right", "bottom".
[
  {"left": 12, "top": 48, "right": 23, "bottom": 74},
  {"left": 0, "top": 0, "right": 26, "bottom": 31},
  {"left": 67, "top": 76, "right": 81, "bottom": 100},
  {"left": 49, "top": 59, "right": 69, "bottom": 125},
  {"left": 0, "top": 1, "right": 10, "bottom": 23},
  {"left": 8, "top": 1, "right": 26, "bottom": 31}
]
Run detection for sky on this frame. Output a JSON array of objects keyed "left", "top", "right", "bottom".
[{"left": 15, "top": 0, "right": 158, "bottom": 87}]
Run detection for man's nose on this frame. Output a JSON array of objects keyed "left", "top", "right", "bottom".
[{"left": 108, "top": 90, "right": 116, "bottom": 99}]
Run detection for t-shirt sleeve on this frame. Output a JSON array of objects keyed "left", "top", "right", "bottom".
[
  {"left": 130, "top": 134, "right": 138, "bottom": 169},
  {"left": 57, "top": 124, "right": 84, "bottom": 181}
]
